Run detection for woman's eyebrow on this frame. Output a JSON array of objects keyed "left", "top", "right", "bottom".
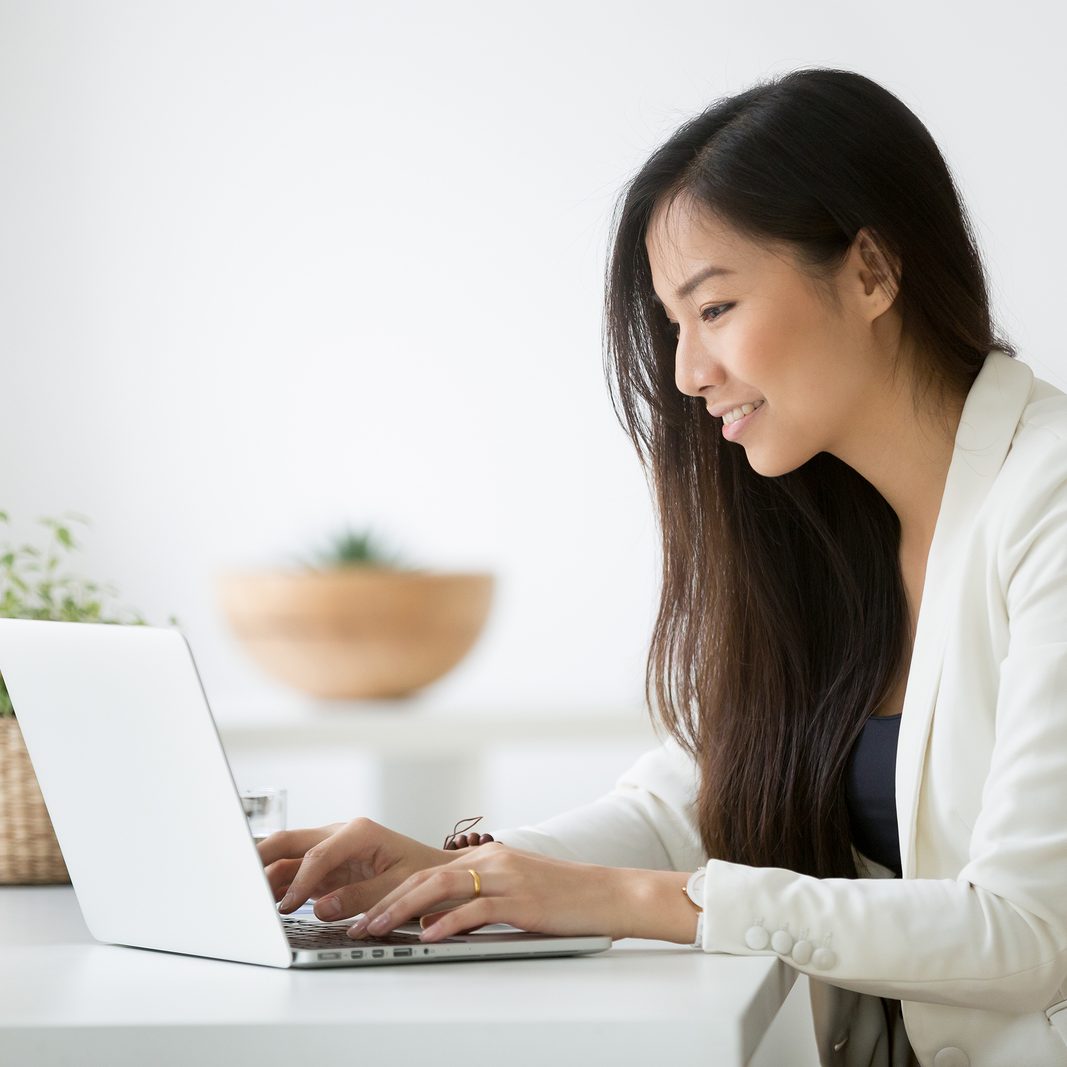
[{"left": 651, "top": 264, "right": 736, "bottom": 306}]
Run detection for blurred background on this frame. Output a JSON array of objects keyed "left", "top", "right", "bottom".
[{"left": 1, "top": 0, "right": 1064, "bottom": 839}]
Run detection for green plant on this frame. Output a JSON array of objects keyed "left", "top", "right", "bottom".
[
  {"left": 292, "top": 523, "right": 415, "bottom": 571},
  {"left": 0, "top": 511, "right": 177, "bottom": 717}
]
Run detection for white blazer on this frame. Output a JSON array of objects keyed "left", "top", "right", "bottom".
[{"left": 494, "top": 349, "right": 1067, "bottom": 1067}]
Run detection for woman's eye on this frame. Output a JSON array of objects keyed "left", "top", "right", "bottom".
[
  {"left": 701, "top": 303, "right": 732, "bottom": 323},
  {"left": 666, "top": 304, "right": 732, "bottom": 337}
]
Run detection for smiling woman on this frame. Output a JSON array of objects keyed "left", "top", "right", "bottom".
[
  {"left": 600, "top": 68, "right": 1003, "bottom": 888},
  {"left": 264, "top": 68, "right": 1067, "bottom": 1067}
]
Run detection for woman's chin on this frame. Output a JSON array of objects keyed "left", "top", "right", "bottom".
[{"left": 744, "top": 447, "right": 811, "bottom": 479}]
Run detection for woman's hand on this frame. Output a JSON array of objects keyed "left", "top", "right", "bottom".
[
  {"left": 347, "top": 841, "right": 636, "bottom": 943},
  {"left": 256, "top": 817, "right": 458, "bottom": 921}
]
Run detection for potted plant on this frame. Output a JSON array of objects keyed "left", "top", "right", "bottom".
[
  {"left": 217, "top": 524, "right": 495, "bottom": 700},
  {"left": 0, "top": 511, "right": 175, "bottom": 884}
]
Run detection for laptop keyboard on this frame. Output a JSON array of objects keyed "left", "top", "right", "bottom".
[{"left": 282, "top": 916, "right": 432, "bottom": 948}]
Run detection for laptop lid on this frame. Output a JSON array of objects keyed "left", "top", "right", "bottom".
[{"left": 0, "top": 619, "right": 293, "bottom": 967}]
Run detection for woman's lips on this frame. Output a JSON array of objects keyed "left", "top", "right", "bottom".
[{"left": 721, "top": 402, "right": 764, "bottom": 442}]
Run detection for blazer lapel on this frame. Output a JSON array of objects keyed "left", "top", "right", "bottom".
[{"left": 895, "top": 348, "right": 1034, "bottom": 878}]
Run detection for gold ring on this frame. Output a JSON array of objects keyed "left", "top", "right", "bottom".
[{"left": 468, "top": 868, "right": 481, "bottom": 899}]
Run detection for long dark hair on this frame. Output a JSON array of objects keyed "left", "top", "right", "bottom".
[{"left": 603, "top": 68, "right": 1016, "bottom": 878}]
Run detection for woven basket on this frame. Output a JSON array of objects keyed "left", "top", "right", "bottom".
[{"left": 0, "top": 716, "right": 70, "bottom": 884}]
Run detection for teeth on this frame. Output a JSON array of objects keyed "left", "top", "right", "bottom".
[{"left": 723, "top": 400, "right": 763, "bottom": 425}]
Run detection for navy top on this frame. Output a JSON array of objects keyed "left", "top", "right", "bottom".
[{"left": 844, "top": 712, "right": 903, "bottom": 877}]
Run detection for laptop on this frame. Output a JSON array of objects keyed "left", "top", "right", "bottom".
[{"left": 0, "top": 618, "right": 612, "bottom": 968}]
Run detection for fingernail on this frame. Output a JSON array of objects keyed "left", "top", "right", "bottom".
[
  {"left": 347, "top": 915, "right": 368, "bottom": 938},
  {"left": 367, "top": 912, "right": 391, "bottom": 933},
  {"left": 317, "top": 896, "right": 341, "bottom": 920},
  {"left": 279, "top": 894, "right": 294, "bottom": 911}
]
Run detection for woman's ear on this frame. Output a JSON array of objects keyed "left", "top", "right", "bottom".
[{"left": 854, "top": 226, "right": 901, "bottom": 311}]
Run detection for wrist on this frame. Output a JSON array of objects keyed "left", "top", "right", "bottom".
[{"left": 616, "top": 868, "right": 703, "bottom": 945}]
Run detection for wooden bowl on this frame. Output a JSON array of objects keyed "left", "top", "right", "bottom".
[{"left": 217, "top": 568, "right": 494, "bottom": 699}]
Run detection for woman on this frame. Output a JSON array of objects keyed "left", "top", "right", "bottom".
[{"left": 259, "top": 68, "right": 1067, "bottom": 1066}]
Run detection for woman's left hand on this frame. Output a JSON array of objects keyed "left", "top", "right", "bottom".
[{"left": 346, "top": 842, "right": 632, "bottom": 943}]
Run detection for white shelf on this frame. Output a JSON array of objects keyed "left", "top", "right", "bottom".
[
  {"left": 212, "top": 698, "right": 662, "bottom": 754},
  {"left": 211, "top": 698, "right": 665, "bottom": 841}
]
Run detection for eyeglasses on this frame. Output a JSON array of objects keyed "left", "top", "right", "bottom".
[{"left": 443, "top": 815, "right": 484, "bottom": 850}]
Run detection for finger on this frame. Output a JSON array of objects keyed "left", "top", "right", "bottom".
[
  {"left": 279, "top": 822, "right": 372, "bottom": 912},
  {"left": 257, "top": 827, "right": 335, "bottom": 868},
  {"left": 264, "top": 858, "right": 302, "bottom": 898},
  {"left": 348, "top": 868, "right": 482, "bottom": 938},
  {"left": 267, "top": 863, "right": 354, "bottom": 906},
  {"left": 351, "top": 897, "right": 471, "bottom": 938},
  {"left": 419, "top": 898, "right": 497, "bottom": 942},
  {"left": 311, "top": 870, "right": 403, "bottom": 922},
  {"left": 419, "top": 908, "right": 459, "bottom": 929}
]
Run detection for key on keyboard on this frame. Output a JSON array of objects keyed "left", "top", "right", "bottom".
[{"left": 282, "top": 916, "right": 429, "bottom": 948}]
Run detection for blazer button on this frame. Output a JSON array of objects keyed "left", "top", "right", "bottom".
[
  {"left": 770, "top": 929, "right": 794, "bottom": 954},
  {"left": 933, "top": 1049, "right": 969, "bottom": 1067},
  {"left": 744, "top": 925, "right": 770, "bottom": 950},
  {"left": 811, "top": 947, "right": 837, "bottom": 969},
  {"left": 791, "top": 939, "right": 814, "bottom": 965}
]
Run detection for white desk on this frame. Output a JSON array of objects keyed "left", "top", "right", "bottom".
[{"left": 0, "top": 886, "right": 802, "bottom": 1067}]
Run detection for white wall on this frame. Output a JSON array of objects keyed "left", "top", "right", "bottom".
[{"left": 2, "top": 0, "right": 1063, "bottom": 714}]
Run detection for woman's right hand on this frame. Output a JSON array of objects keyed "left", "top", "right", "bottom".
[{"left": 256, "top": 817, "right": 455, "bottom": 922}]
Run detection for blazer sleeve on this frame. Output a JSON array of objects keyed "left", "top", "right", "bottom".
[
  {"left": 490, "top": 736, "right": 706, "bottom": 874},
  {"left": 698, "top": 462, "right": 1067, "bottom": 1014}
]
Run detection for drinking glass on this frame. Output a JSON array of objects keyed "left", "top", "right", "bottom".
[{"left": 239, "top": 787, "right": 287, "bottom": 843}]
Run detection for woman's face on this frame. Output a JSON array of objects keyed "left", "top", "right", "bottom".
[{"left": 644, "top": 196, "right": 899, "bottom": 478}]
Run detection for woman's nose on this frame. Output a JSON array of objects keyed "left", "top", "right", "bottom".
[{"left": 674, "top": 331, "right": 721, "bottom": 399}]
